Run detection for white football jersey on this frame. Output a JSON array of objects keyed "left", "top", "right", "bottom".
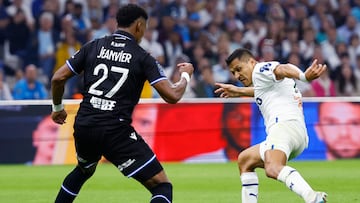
[{"left": 252, "top": 61, "right": 305, "bottom": 133}]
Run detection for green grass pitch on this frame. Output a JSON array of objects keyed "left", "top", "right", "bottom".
[{"left": 0, "top": 160, "right": 359, "bottom": 202}]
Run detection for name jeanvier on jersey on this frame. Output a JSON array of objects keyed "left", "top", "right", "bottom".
[{"left": 97, "top": 46, "right": 132, "bottom": 63}]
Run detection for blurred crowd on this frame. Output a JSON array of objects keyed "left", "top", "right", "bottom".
[{"left": 1, "top": 0, "right": 360, "bottom": 100}]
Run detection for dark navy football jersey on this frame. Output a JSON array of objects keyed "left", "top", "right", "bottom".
[{"left": 66, "top": 30, "right": 167, "bottom": 126}]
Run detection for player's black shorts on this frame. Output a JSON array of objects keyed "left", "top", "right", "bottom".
[{"left": 73, "top": 123, "right": 163, "bottom": 182}]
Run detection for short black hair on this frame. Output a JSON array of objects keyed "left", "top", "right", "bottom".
[
  {"left": 225, "top": 48, "right": 254, "bottom": 66},
  {"left": 116, "top": 4, "right": 148, "bottom": 28}
]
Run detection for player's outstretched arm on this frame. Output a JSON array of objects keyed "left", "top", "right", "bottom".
[
  {"left": 304, "top": 59, "right": 327, "bottom": 82},
  {"left": 214, "top": 83, "right": 254, "bottom": 98},
  {"left": 273, "top": 59, "right": 327, "bottom": 82},
  {"left": 153, "top": 62, "right": 194, "bottom": 104}
]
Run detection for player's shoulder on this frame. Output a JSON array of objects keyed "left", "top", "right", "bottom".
[{"left": 254, "top": 61, "right": 280, "bottom": 73}]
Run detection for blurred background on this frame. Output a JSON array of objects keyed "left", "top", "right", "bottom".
[{"left": 1, "top": 0, "right": 360, "bottom": 165}]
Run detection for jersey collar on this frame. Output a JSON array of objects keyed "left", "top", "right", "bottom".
[{"left": 113, "top": 30, "right": 135, "bottom": 41}]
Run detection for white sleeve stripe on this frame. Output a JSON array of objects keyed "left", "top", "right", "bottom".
[
  {"left": 66, "top": 60, "right": 79, "bottom": 75},
  {"left": 150, "top": 77, "right": 167, "bottom": 85},
  {"left": 127, "top": 155, "right": 156, "bottom": 178}
]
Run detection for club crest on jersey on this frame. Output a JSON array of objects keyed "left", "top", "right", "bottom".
[{"left": 260, "top": 63, "right": 271, "bottom": 72}]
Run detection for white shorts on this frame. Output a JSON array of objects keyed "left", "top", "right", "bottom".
[{"left": 259, "top": 120, "right": 309, "bottom": 161}]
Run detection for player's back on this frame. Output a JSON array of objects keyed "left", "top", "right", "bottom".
[{"left": 67, "top": 31, "right": 163, "bottom": 126}]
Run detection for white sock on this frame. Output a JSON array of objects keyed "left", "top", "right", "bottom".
[
  {"left": 241, "top": 172, "right": 259, "bottom": 203},
  {"left": 277, "top": 166, "right": 315, "bottom": 202}
]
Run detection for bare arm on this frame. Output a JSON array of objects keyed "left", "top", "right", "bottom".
[
  {"left": 273, "top": 59, "right": 327, "bottom": 82},
  {"left": 51, "top": 64, "right": 74, "bottom": 124},
  {"left": 214, "top": 83, "right": 254, "bottom": 98},
  {"left": 153, "top": 63, "right": 194, "bottom": 104}
]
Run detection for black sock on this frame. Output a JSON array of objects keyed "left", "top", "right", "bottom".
[
  {"left": 55, "top": 166, "right": 93, "bottom": 203},
  {"left": 150, "top": 182, "right": 173, "bottom": 203}
]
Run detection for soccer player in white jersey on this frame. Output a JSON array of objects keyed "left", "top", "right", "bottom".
[{"left": 215, "top": 48, "right": 327, "bottom": 203}]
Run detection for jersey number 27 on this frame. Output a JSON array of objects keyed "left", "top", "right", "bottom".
[{"left": 88, "top": 63, "right": 129, "bottom": 98}]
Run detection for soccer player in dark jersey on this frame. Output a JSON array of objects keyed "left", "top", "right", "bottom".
[{"left": 51, "top": 4, "right": 194, "bottom": 203}]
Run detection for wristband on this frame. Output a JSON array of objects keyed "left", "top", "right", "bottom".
[
  {"left": 299, "top": 72, "right": 308, "bottom": 82},
  {"left": 181, "top": 72, "right": 190, "bottom": 83},
  {"left": 52, "top": 104, "right": 64, "bottom": 112}
]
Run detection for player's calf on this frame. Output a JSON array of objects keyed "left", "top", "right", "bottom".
[
  {"left": 149, "top": 182, "right": 172, "bottom": 203},
  {"left": 55, "top": 164, "right": 97, "bottom": 203}
]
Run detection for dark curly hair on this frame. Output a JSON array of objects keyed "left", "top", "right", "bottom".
[{"left": 116, "top": 4, "right": 148, "bottom": 28}]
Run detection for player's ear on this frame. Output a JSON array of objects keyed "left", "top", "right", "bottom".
[{"left": 135, "top": 20, "right": 142, "bottom": 32}]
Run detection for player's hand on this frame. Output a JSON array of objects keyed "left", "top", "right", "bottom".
[
  {"left": 304, "top": 59, "right": 327, "bottom": 82},
  {"left": 177, "top": 62, "right": 194, "bottom": 76},
  {"left": 51, "top": 110, "right": 67, "bottom": 125},
  {"left": 214, "top": 83, "right": 240, "bottom": 98}
]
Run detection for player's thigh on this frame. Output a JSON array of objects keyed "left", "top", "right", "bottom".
[
  {"left": 73, "top": 125, "right": 103, "bottom": 164},
  {"left": 103, "top": 125, "right": 164, "bottom": 183},
  {"left": 261, "top": 121, "right": 308, "bottom": 161},
  {"left": 238, "top": 144, "right": 264, "bottom": 173}
]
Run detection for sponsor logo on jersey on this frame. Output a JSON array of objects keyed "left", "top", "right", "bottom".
[
  {"left": 111, "top": 41, "right": 125, "bottom": 47},
  {"left": 90, "top": 96, "right": 116, "bottom": 111},
  {"left": 118, "top": 159, "right": 136, "bottom": 172}
]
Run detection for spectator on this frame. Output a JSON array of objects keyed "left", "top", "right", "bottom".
[
  {"left": 4, "top": 0, "right": 360, "bottom": 99},
  {"left": 241, "top": 16, "right": 267, "bottom": 57},
  {"left": 167, "top": 55, "right": 196, "bottom": 98},
  {"left": 335, "top": 55, "right": 360, "bottom": 96},
  {"left": 6, "top": 0, "right": 35, "bottom": 31},
  {"left": 193, "top": 57, "right": 215, "bottom": 98},
  {"left": 162, "top": 31, "right": 183, "bottom": 69},
  {"left": 320, "top": 25, "right": 342, "bottom": 78},
  {"left": 54, "top": 30, "right": 81, "bottom": 98},
  {"left": 88, "top": 14, "right": 110, "bottom": 41},
  {"left": 0, "top": 0, "right": 9, "bottom": 61},
  {"left": 311, "top": 68, "right": 336, "bottom": 97},
  {"left": 0, "top": 67, "right": 12, "bottom": 100},
  {"left": 12, "top": 64, "right": 48, "bottom": 99},
  {"left": 229, "top": 29, "right": 243, "bottom": 53},
  {"left": 29, "top": 12, "right": 59, "bottom": 83},
  {"left": 71, "top": 2, "right": 91, "bottom": 44},
  {"left": 347, "top": 34, "right": 360, "bottom": 67},
  {"left": 354, "top": 54, "right": 360, "bottom": 83},
  {"left": 198, "top": 0, "right": 217, "bottom": 28},
  {"left": 140, "top": 26, "right": 165, "bottom": 66},
  {"left": 223, "top": 2, "right": 244, "bottom": 33},
  {"left": 6, "top": 8, "right": 31, "bottom": 69},
  {"left": 337, "top": 14, "right": 360, "bottom": 44},
  {"left": 299, "top": 27, "right": 316, "bottom": 65},
  {"left": 212, "top": 51, "right": 231, "bottom": 84},
  {"left": 36, "top": 0, "right": 62, "bottom": 33},
  {"left": 282, "top": 26, "right": 299, "bottom": 59}
]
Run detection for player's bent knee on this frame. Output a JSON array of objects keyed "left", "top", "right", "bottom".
[
  {"left": 264, "top": 164, "right": 280, "bottom": 179},
  {"left": 237, "top": 151, "right": 247, "bottom": 165},
  {"left": 238, "top": 152, "right": 257, "bottom": 173},
  {"left": 150, "top": 182, "right": 173, "bottom": 203},
  {"left": 78, "top": 163, "right": 98, "bottom": 178}
]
